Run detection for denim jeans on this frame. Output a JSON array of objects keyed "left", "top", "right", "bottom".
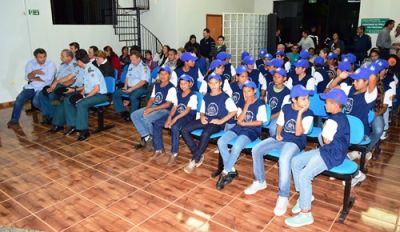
[
  {"left": 113, "top": 87, "right": 147, "bottom": 113},
  {"left": 131, "top": 107, "right": 170, "bottom": 137},
  {"left": 181, "top": 120, "right": 223, "bottom": 162},
  {"left": 10, "top": 88, "right": 40, "bottom": 122},
  {"left": 38, "top": 91, "right": 57, "bottom": 118},
  {"left": 267, "top": 118, "right": 278, "bottom": 137},
  {"left": 383, "top": 108, "right": 389, "bottom": 131},
  {"left": 368, "top": 115, "right": 384, "bottom": 151},
  {"left": 152, "top": 115, "right": 191, "bottom": 154},
  {"left": 251, "top": 137, "right": 300, "bottom": 197},
  {"left": 217, "top": 130, "right": 251, "bottom": 172},
  {"left": 291, "top": 149, "right": 327, "bottom": 210}
]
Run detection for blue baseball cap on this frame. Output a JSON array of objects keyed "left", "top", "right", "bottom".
[
  {"left": 351, "top": 67, "right": 373, "bottom": 80},
  {"left": 264, "top": 53, "right": 273, "bottom": 60},
  {"left": 375, "top": 59, "right": 389, "bottom": 72},
  {"left": 243, "top": 81, "right": 257, "bottom": 89},
  {"left": 271, "top": 67, "right": 287, "bottom": 77},
  {"left": 208, "top": 72, "right": 222, "bottom": 81},
  {"left": 276, "top": 50, "right": 286, "bottom": 57},
  {"left": 367, "top": 63, "right": 379, "bottom": 75},
  {"left": 259, "top": 48, "right": 268, "bottom": 57},
  {"left": 290, "top": 84, "right": 314, "bottom": 98},
  {"left": 243, "top": 56, "right": 255, "bottom": 65},
  {"left": 216, "top": 51, "right": 231, "bottom": 60},
  {"left": 180, "top": 52, "right": 197, "bottom": 62},
  {"left": 327, "top": 52, "right": 338, "bottom": 60},
  {"left": 209, "top": 59, "right": 225, "bottom": 70},
  {"left": 338, "top": 62, "right": 351, "bottom": 72},
  {"left": 179, "top": 74, "right": 194, "bottom": 83},
  {"left": 299, "top": 49, "right": 311, "bottom": 59},
  {"left": 295, "top": 59, "right": 309, "bottom": 69},
  {"left": 241, "top": 51, "right": 250, "bottom": 60},
  {"left": 320, "top": 88, "right": 348, "bottom": 105},
  {"left": 267, "top": 58, "right": 283, "bottom": 67},
  {"left": 236, "top": 65, "right": 248, "bottom": 75},
  {"left": 314, "top": 56, "right": 325, "bottom": 66},
  {"left": 342, "top": 53, "right": 356, "bottom": 64},
  {"left": 158, "top": 65, "right": 172, "bottom": 74}
]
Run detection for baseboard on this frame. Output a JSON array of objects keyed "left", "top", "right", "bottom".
[{"left": 0, "top": 101, "right": 14, "bottom": 109}]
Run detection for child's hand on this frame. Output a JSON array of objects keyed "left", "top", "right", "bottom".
[
  {"left": 339, "top": 71, "right": 349, "bottom": 80},
  {"left": 164, "top": 117, "right": 172, "bottom": 128},
  {"left": 143, "top": 108, "right": 153, "bottom": 117},
  {"left": 276, "top": 134, "right": 283, "bottom": 141},
  {"left": 299, "top": 101, "right": 310, "bottom": 114},
  {"left": 210, "top": 119, "right": 223, "bottom": 125},
  {"left": 170, "top": 118, "right": 177, "bottom": 127},
  {"left": 237, "top": 120, "right": 246, "bottom": 126},
  {"left": 200, "top": 116, "right": 208, "bottom": 125}
]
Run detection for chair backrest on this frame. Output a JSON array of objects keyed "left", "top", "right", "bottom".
[
  {"left": 263, "top": 103, "right": 272, "bottom": 127},
  {"left": 119, "top": 65, "right": 129, "bottom": 83},
  {"left": 104, "top": 76, "right": 116, "bottom": 94},
  {"left": 309, "top": 93, "right": 327, "bottom": 117},
  {"left": 368, "top": 110, "right": 375, "bottom": 124},
  {"left": 114, "top": 69, "right": 118, "bottom": 79},
  {"left": 195, "top": 91, "right": 203, "bottom": 112},
  {"left": 347, "top": 115, "right": 364, "bottom": 144}
]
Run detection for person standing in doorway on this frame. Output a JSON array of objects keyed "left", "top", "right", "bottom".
[
  {"left": 200, "top": 28, "right": 216, "bottom": 61},
  {"left": 353, "top": 26, "right": 372, "bottom": 64},
  {"left": 377, "top": 19, "right": 395, "bottom": 59}
]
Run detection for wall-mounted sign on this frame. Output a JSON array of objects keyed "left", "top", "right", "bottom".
[
  {"left": 361, "top": 18, "right": 389, "bottom": 34},
  {"left": 28, "top": 9, "right": 40, "bottom": 16}
]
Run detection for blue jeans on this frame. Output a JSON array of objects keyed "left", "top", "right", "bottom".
[
  {"left": 152, "top": 115, "right": 191, "bottom": 154},
  {"left": 291, "top": 149, "right": 328, "bottom": 210},
  {"left": 181, "top": 120, "right": 223, "bottom": 162},
  {"left": 383, "top": 108, "right": 389, "bottom": 131},
  {"left": 251, "top": 137, "right": 300, "bottom": 197},
  {"left": 131, "top": 107, "right": 170, "bottom": 137},
  {"left": 113, "top": 88, "right": 147, "bottom": 113},
  {"left": 37, "top": 91, "right": 57, "bottom": 118},
  {"left": 217, "top": 130, "right": 251, "bottom": 172},
  {"left": 368, "top": 115, "right": 384, "bottom": 151},
  {"left": 10, "top": 88, "right": 40, "bottom": 122},
  {"left": 267, "top": 118, "right": 278, "bottom": 137}
]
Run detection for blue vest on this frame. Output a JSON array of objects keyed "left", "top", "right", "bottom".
[
  {"left": 290, "top": 73, "right": 312, "bottom": 88},
  {"left": 230, "top": 82, "right": 245, "bottom": 108},
  {"left": 175, "top": 91, "right": 196, "bottom": 120},
  {"left": 338, "top": 77, "right": 354, "bottom": 87},
  {"left": 280, "top": 104, "right": 313, "bottom": 150},
  {"left": 382, "top": 73, "right": 395, "bottom": 91},
  {"left": 203, "top": 92, "right": 230, "bottom": 122},
  {"left": 344, "top": 86, "right": 374, "bottom": 135},
  {"left": 175, "top": 66, "right": 200, "bottom": 91},
  {"left": 259, "top": 68, "right": 274, "bottom": 87},
  {"left": 320, "top": 112, "right": 350, "bottom": 169},
  {"left": 315, "top": 68, "right": 330, "bottom": 93},
  {"left": 248, "top": 69, "right": 261, "bottom": 87},
  {"left": 267, "top": 85, "right": 290, "bottom": 115},
  {"left": 153, "top": 82, "right": 175, "bottom": 107},
  {"left": 231, "top": 99, "right": 264, "bottom": 141},
  {"left": 222, "top": 63, "right": 233, "bottom": 82}
]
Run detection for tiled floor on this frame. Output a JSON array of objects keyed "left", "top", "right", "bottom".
[{"left": 0, "top": 106, "right": 400, "bottom": 232}]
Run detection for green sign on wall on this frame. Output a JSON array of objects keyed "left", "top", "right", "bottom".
[
  {"left": 28, "top": 9, "right": 40, "bottom": 16},
  {"left": 361, "top": 18, "right": 389, "bottom": 34}
]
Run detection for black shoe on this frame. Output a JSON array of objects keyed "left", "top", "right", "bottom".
[
  {"left": 216, "top": 174, "right": 233, "bottom": 190},
  {"left": 144, "top": 137, "right": 154, "bottom": 152},
  {"left": 123, "top": 115, "right": 131, "bottom": 122},
  {"left": 211, "top": 169, "right": 223, "bottom": 178},
  {"left": 64, "top": 127, "right": 77, "bottom": 136},
  {"left": 41, "top": 117, "right": 53, "bottom": 125},
  {"left": 48, "top": 126, "right": 63, "bottom": 133},
  {"left": 121, "top": 111, "right": 131, "bottom": 121},
  {"left": 7, "top": 120, "right": 19, "bottom": 128},
  {"left": 134, "top": 138, "right": 145, "bottom": 149},
  {"left": 228, "top": 170, "right": 239, "bottom": 179},
  {"left": 78, "top": 130, "right": 90, "bottom": 141}
]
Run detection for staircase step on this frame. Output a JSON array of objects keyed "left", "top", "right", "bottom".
[{"left": 115, "top": 26, "right": 138, "bottom": 29}]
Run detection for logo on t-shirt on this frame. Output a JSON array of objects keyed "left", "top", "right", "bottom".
[
  {"left": 232, "top": 92, "right": 241, "bottom": 104},
  {"left": 154, "top": 92, "right": 164, "bottom": 105},
  {"left": 206, "top": 102, "right": 219, "bottom": 117},
  {"left": 269, "top": 97, "right": 279, "bottom": 110},
  {"left": 284, "top": 119, "right": 296, "bottom": 133},
  {"left": 223, "top": 73, "right": 231, "bottom": 82},
  {"left": 244, "top": 111, "right": 254, "bottom": 122},
  {"left": 176, "top": 103, "right": 186, "bottom": 114},
  {"left": 345, "top": 98, "right": 353, "bottom": 114}
]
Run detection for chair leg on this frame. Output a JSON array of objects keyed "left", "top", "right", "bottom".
[
  {"left": 338, "top": 177, "right": 355, "bottom": 223},
  {"left": 359, "top": 148, "right": 368, "bottom": 173},
  {"left": 95, "top": 107, "right": 105, "bottom": 133},
  {"left": 372, "top": 142, "right": 381, "bottom": 161}
]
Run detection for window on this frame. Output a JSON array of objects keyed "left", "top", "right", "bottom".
[{"left": 51, "top": 0, "right": 114, "bottom": 25}]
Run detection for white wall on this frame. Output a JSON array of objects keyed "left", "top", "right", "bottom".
[
  {"left": 253, "top": 0, "right": 274, "bottom": 14},
  {"left": 0, "top": 0, "right": 125, "bottom": 103},
  {"left": 359, "top": 0, "right": 399, "bottom": 48}
]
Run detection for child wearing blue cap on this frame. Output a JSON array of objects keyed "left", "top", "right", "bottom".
[
  {"left": 230, "top": 65, "right": 250, "bottom": 108},
  {"left": 199, "top": 59, "right": 232, "bottom": 96},
  {"left": 215, "top": 81, "right": 268, "bottom": 190},
  {"left": 256, "top": 48, "right": 268, "bottom": 70},
  {"left": 313, "top": 56, "right": 330, "bottom": 93},
  {"left": 170, "top": 52, "right": 204, "bottom": 91},
  {"left": 285, "top": 88, "right": 350, "bottom": 227},
  {"left": 276, "top": 50, "right": 292, "bottom": 73},
  {"left": 243, "top": 56, "right": 267, "bottom": 100},
  {"left": 216, "top": 52, "right": 236, "bottom": 83},
  {"left": 329, "top": 67, "right": 377, "bottom": 186},
  {"left": 286, "top": 59, "right": 315, "bottom": 91},
  {"left": 326, "top": 52, "right": 339, "bottom": 80},
  {"left": 181, "top": 73, "right": 237, "bottom": 173},
  {"left": 131, "top": 65, "right": 177, "bottom": 151},
  {"left": 245, "top": 85, "right": 314, "bottom": 217},
  {"left": 151, "top": 74, "right": 197, "bottom": 166},
  {"left": 265, "top": 68, "right": 291, "bottom": 136},
  {"left": 259, "top": 60, "right": 274, "bottom": 88}
]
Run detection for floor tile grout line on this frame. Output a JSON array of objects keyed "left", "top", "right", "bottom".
[{"left": 328, "top": 207, "right": 342, "bottom": 232}]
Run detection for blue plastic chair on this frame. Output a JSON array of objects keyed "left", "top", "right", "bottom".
[
  {"left": 262, "top": 104, "right": 272, "bottom": 127},
  {"left": 309, "top": 93, "right": 327, "bottom": 118},
  {"left": 93, "top": 76, "right": 116, "bottom": 132},
  {"left": 119, "top": 65, "right": 129, "bottom": 85},
  {"left": 114, "top": 69, "right": 118, "bottom": 79}
]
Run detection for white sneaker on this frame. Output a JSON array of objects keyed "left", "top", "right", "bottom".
[
  {"left": 244, "top": 180, "right": 267, "bottom": 195},
  {"left": 347, "top": 151, "right": 361, "bottom": 160},
  {"left": 184, "top": 160, "right": 196, "bottom": 174},
  {"left": 195, "top": 155, "right": 204, "bottom": 167},
  {"left": 366, "top": 152, "right": 372, "bottom": 161},
  {"left": 342, "top": 171, "right": 366, "bottom": 187},
  {"left": 274, "top": 196, "right": 289, "bottom": 216},
  {"left": 380, "top": 131, "right": 388, "bottom": 140}
]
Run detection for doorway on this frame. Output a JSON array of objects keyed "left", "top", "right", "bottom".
[{"left": 206, "top": 14, "right": 222, "bottom": 41}]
